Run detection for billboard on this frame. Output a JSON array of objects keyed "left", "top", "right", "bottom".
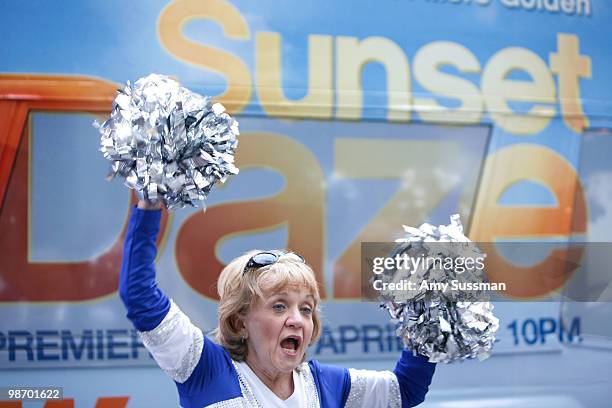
[{"left": 1, "top": 0, "right": 610, "bottom": 406}]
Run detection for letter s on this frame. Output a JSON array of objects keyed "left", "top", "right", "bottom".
[{"left": 158, "top": 0, "right": 252, "bottom": 112}]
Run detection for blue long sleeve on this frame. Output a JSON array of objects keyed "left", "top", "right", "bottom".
[
  {"left": 119, "top": 206, "right": 170, "bottom": 331},
  {"left": 394, "top": 350, "right": 436, "bottom": 407}
]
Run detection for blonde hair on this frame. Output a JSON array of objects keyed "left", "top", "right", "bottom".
[{"left": 215, "top": 250, "right": 322, "bottom": 361}]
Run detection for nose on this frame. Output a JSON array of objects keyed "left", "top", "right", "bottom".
[{"left": 285, "top": 306, "right": 304, "bottom": 328}]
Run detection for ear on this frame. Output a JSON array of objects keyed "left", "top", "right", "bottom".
[{"left": 232, "top": 314, "right": 246, "bottom": 333}]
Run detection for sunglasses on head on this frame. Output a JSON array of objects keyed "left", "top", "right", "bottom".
[{"left": 242, "top": 250, "right": 305, "bottom": 275}]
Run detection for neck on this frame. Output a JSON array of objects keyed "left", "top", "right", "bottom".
[{"left": 245, "top": 358, "right": 294, "bottom": 400}]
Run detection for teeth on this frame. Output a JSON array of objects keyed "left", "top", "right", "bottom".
[{"left": 281, "top": 337, "right": 299, "bottom": 352}]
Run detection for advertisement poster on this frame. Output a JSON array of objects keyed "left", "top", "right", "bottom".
[{"left": 1, "top": 0, "right": 611, "bottom": 406}]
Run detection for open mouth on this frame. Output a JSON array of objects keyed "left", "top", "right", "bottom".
[{"left": 280, "top": 335, "right": 302, "bottom": 355}]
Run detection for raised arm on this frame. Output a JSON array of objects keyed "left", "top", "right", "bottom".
[
  {"left": 393, "top": 350, "right": 436, "bottom": 407},
  {"left": 119, "top": 201, "right": 204, "bottom": 384},
  {"left": 310, "top": 349, "right": 435, "bottom": 408},
  {"left": 119, "top": 201, "right": 170, "bottom": 330}
]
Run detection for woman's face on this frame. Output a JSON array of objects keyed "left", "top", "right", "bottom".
[{"left": 243, "top": 285, "right": 315, "bottom": 376}]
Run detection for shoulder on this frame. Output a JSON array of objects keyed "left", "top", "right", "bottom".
[
  {"left": 307, "top": 360, "right": 351, "bottom": 408},
  {"left": 200, "top": 336, "right": 237, "bottom": 374},
  {"left": 308, "top": 359, "right": 349, "bottom": 381},
  {"left": 176, "top": 336, "right": 242, "bottom": 405}
]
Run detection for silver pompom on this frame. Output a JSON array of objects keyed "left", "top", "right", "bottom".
[
  {"left": 95, "top": 74, "right": 239, "bottom": 210},
  {"left": 379, "top": 215, "right": 499, "bottom": 363}
]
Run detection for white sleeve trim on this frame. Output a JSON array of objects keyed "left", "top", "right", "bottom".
[
  {"left": 138, "top": 299, "right": 204, "bottom": 383},
  {"left": 346, "top": 368, "right": 401, "bottom": 408}
]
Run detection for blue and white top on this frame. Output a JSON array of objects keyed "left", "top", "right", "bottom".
[{"left": 120, "top": 207, "right": 436, "bottom": 408}]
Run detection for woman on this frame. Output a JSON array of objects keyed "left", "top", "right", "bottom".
[{"left": 120, "top": 201, "right": 436, "bottom": 407}]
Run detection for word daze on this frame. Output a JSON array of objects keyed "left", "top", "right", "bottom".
[
  {"left": 159, "top": 1, "right": 592, "bottom": 135},
  {"left": 372, "top": 254, "right": 486, "bottom": 275}
]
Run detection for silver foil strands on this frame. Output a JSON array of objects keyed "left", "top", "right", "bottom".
[
  {"left": 379, "top": 215, "right": 499, "bottom": 363},
  {"left": 95, "top": 74, "right": 239, "bottom": 210}
]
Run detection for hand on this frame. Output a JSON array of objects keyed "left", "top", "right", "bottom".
[{"left": 137, "top": 200, "right": 162, "bottom": 210}]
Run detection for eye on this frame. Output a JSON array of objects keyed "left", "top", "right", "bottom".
[
  {"left": 272, "top": 303, "right": 286, "bottom": 312},
  {"left": 301, "top": 306, "right": 313, "bottom": 315}
]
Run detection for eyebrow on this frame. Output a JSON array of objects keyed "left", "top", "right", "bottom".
[{"left": 270, "top": 292, "right": 315, "bottom": 300}]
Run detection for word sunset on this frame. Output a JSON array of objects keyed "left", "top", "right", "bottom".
[{"left": 372, "top": 253, "right": 485, "bottom": 275}]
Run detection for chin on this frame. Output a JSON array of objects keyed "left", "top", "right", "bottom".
[{"left": 277, "top": 352, "right": 305, "bottom": 370}]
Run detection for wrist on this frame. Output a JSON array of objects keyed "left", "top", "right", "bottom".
[{"left": 137, "top": 200, "right": 162, "bottom": 210}]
